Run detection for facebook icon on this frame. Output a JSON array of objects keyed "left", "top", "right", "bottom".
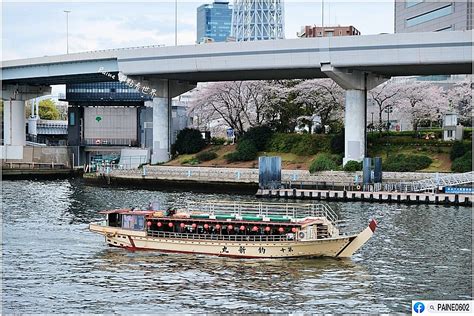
[{"left": 413, "top": 302, "right": 425, "bottom": 313}]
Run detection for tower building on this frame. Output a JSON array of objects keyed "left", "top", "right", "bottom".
[{"left": 231, "top": 0, "right": 285, "bottom": 41}]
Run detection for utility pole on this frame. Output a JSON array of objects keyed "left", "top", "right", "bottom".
[{"left": 64, "top": 10, "right": 71, "bottom": 54}]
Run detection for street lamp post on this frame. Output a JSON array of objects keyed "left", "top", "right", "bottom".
[
  {"left": 175, "top": 0, "right": 178, "bottom": 46},
  {"left": 64, "top": 10, "right": 71, "bottom": 54}
]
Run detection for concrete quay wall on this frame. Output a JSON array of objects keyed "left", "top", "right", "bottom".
[{"left": 106, "top": 166, "right": 454, "bottom": 184}]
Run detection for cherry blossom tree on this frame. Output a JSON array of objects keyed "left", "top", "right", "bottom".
[
  {"left": 260, "top": 80, "right": 302, "bottom": 133},
  {"left": 293, "top": 79, "right": 344, "bottom": 133},
  {"left": 447, "top": 79, "right": 472, "bottom": 126},
  {"left": 188, "top": 81, "right": 272, "bottom": 136},
  {"left": 369, "top": 81, "right": 401, "bottom": 133},
  {"left": 394, "top": 82, "right": 449, "bottom": 132}
]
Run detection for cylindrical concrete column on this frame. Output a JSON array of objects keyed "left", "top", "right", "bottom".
[
  {"left": 4, "top": 100, "right": 26, "bottom": 146},
  {"left": 28, "top": 117, "right": 38, "bottom": 136},
  {"left": 150, "top": 97, "right": 170, "bottom": 164},
  {"left": 343, "top": 89, "right": 366, "bottom": 165}
]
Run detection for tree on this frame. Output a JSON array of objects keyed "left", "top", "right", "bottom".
[
  {"left": 447, "top": 80, "right": 472, "bottom": 126},
  {"left": 369, "top": 81, "right": 401, "bottom": 134},
  {"left": 262, "top": 80, "right": 303, "bottom": 133},
  {"left": 293, "top": 79, "right": 344, "bottom": 133},
  {"left": 394, "top": 82, "right": 448, "bottom": 133},
  {"left": 189, "top": 81, "right": 272, "bottom": 136},
  {"left": 38, "top": 99, "right": 60, "bottom": 120}
]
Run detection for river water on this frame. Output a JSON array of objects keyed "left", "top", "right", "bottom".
[{"left": 2, "top": 179, "right": 472, "bottom": 313}]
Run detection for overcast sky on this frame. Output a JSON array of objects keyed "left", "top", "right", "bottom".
[{"left": 2, "top": 0, "right": 394, "bottom": 61}]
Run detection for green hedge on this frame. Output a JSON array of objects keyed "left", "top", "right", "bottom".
[
  {"left": 225, "top": 139, "right": 258, "bottom": 162},
  {"left": 241, "top": 126, "right": 274, "bottom": 151},
  {"left": 383, "top": 154, "right": 433, "bottom": 172},
  {"left": 343, "top": 160, "right": 362, "bottom": 171},
  {"left": 451, "top": 151, "right": 472, "bottom": 173},
  {"left": 309, "top": 153, "right": 340, "bottom": 173},
  {"left": 268, "top": 133, "right": 331, "bottom": 156}
]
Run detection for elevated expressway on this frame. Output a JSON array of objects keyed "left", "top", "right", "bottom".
[{"left": 2, "top": 30, "right": 472, "bottom": 163}]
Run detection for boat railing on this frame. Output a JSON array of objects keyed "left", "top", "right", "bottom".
[
  {"left": 147, "top": 230, "right": 295, "bottom": 242},
  {"left": 184, "top": 201, "right": 339, "bottom": 228}
]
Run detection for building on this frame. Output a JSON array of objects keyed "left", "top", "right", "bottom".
[
  {"left": 297, "top": 25, "right": 361, "bottom": 38},
  {"left": 64, "top": 81, "right": 188, "bottom": 166},
  {"left": 196, "top": 1, "right": 233, "bottom": 43},
  {"left": 395, "top": 1, "right": 472, "bottom": 33},
  {"left": 231, "top": 0, "right": 284, "bottom": 41}
]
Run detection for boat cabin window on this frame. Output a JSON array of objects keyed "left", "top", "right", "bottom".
[
  {"left": 108, "top": 213, "right": 121, "bottom": 227},
  {"left": 121, "top": 214, "right": 145, "bottom": 230}
]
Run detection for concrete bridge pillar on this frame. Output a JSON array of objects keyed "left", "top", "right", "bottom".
[
  {"left": 1, "top": 85, "right": 51, "bottom": 160},
  {"left": 137, "top": 77, "right": 196, "bottom": 164},
  {"left": 321, "top": 65, "right": 388, "bottom": 165},
  {"left": 4, "top": 100, "right": 26, "bottom": 147}
]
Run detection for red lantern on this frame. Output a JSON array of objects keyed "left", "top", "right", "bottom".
[
  {"left": 215, "top": 224, "right": 221, "bottom": 230},
  {"left": 204, "top": 224, "right": 209, "bottom": 230},
  {"left": 147, "top": 221, "right": 152, "bottom": 227},
  {"left": 265, "top": 226, "right": 271, "bottom": 232},
  {"left": 157, "top": 222, "right": 162, "bottom": 227},
  {"left": 168, "top": 222, "right": 174, "bottom": 228},
  {"left": 191, "top": 223, "right": 197, "bottom": 229},
  {"left": 240, "top": 225, "right": 245, "bottom": 231},
  {"left": 227, "top": 225, "right": 233, "bottom": 231},
  {"left": 180, "top": 223, "right": 185, "bottom": 228},
  {"left": 252, "top": 226, "right": 259, "bottom": 232},
  {"left": 278, "top": 227, "right": 284, "bottom": 233},
  {"left": 291, "top": 227, "right": 297, "bottom": 233}
]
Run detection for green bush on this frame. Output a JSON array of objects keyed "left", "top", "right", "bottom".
[
  {"left": 267, "top": 133, "right": 330, "bottom": 156},
  {"left": 225, "top": 139, "right": 258, "bottom": 162},
  {"left": 181, "top": 157, "right": 200, "bottom": 165},
  {"left": 450, "top": 141, "right": 469, "bottom": 161},
  {"left": 464, "top": 129, "right": 472, "bottom": 140},
  {"left": 195, "top": 151, "right": 218, "bottom": 162},
  {"left": 451, "top": 151, "right": 472, "bottom": 173},
  {"left": 330, "top": 131, "right": 344, "bottom": 155},
  {"left": 174, "top": 128, "right": 206, "bottom": 154},
  {"left": 383, "top": 154, "right": 433, "bottom": 172},
  {"left": 211, "top": 137, "right": 226, "bottom": 145},
  {"left": 241, "top": 126, "right": 274, "bottom": 151},
  {"left": 309, "top": 153, "right": 339, "bottom": 173},
  {"left": 343, "top": 160, "right": 362, "bottom": 172}
]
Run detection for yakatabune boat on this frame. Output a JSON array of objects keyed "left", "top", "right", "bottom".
[{"left": 89, "top": 201, "right": 377, "bottom": 258}]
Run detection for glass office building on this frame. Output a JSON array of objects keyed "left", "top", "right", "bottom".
[
  {"left": 196, "top": 1, "right": 233, "bottom": 43},
  {"left": 395, "top": 1, "right": 472, "bottom": 33}
]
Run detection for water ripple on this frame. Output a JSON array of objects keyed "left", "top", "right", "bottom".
[{"left": 2, "top": 179, "right": 472, "bottom": 313}]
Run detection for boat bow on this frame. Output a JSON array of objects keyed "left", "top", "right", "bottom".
[{"left": 336, "top": 219, "right": 377, "bottom": 258}]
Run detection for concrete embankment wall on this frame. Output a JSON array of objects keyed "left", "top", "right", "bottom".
[
  {"left": 89, "top": 165, "right": 454, "bottom": 185},
  {"left": 84, "top": 166, "right": 472, "bottom": 205},
  {"left": 2, "top": 146, "right": 76, "bottom": 179}
]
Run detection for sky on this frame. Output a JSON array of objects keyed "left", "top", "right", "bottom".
[{"left": 1, "top": 0, "right": 394, "bottom": 61}]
